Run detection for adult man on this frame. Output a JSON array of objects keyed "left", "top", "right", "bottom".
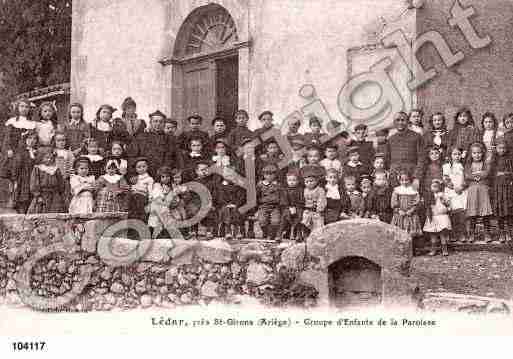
[{"left": 386, "top": 111, "right": 424, "bottom": 189}]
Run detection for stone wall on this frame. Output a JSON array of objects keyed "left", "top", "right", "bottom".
[
  {"left": 0, "top": 214, "right": 421, "bottom": 311},
  {"left": 0, "top": 213, "right": 320, "bottom": 311}
]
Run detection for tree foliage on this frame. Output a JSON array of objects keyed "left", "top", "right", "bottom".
[{"left": 0, "top": 0, "right": 71, "bottom": 116}]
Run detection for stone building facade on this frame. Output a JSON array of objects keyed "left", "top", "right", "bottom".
[{"left": 70, "top": 0, "right": 513, "bottom": 133}]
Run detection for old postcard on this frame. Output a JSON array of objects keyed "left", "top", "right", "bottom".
[{"left": 0, "top": 0, "right": 513, "bottom": 355}]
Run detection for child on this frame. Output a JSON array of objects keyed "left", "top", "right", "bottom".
[
  {"left": 491, "top": 140, "right": 513, "bottom": 242},
  {"left": 177, "top": 115, "right": 209, "bottom": 152},
  {"left": 96, "top": 158, "right": 129, "bottom": 213},
  {"left": 227, "top": 109, "right": 254, "bottom": 149},
  {"left": 449, "top": 108, "right": 481, "bottom": 160},
  {"left": 481, "top": 112, "right": 498, "bottom": 158},
  {"left": 169, "top": 168, "right": 189, "bottom": 225},
  {"left": 1, "top": 99, "right": 36, "bottom": 179},
  {"left": 256, "top": 164, "right": 282, "bottom": 241},
  {"left": 324, "top": 168, "right": 349, "bottom": 224},
  {"left": 423, "top": 179, "right": 452, "bottom": 256},
  {"left": 286, "top": 118, "right": 304, "bottom": 144},
  {"left": 254, "top": 110, "right": 278, "bottom": 156},
  {"left": 423, "top": 112, "right": 449, "bottom": 159},
  {"left": 69, "top": 157, "right": 96, "bottom": 215},
  {"left": 288, "top": 137, "right": 307, "bottom": 172},
  {"left": 320, "top": 144, "right": 342, "bottom": 177},
  {"left": 181, "top": 137, "right": 208, "bottom": 182},
  {"left": 421, "top": 146, "right": 443, "bottom": 202},
  {"left": 83, "top": 138, "right": 104, "bottom": 179},
  {"left": 257, "top": 140, "right": 284, "bottom": 181},
  {"left": 212, "top": 138, "right": 233, "bottom": 170},
  {"left": 164, "top": 118, "right": 178, "bottom": 137},
  {"left": 215, "top": 167, "right": 245, "bottom": 240},
  {"left": 369, "top": 170, "right": 393, "bottom": 223},
  {"left": 109, "top": 141, "right": 128, "bottom": 176},
  {"left": 465, "top": 142, "right": 493, "bottom": 242},
  {"left": 54, "top": 131, "right": 75, "bottom": 180},
  {"left": 209, "top": 117, "right": 229, "bottom": 154},
  {"left": 90, "top": 104, "right": 116, "bottom": 154},
  {"left": 36, "top": 102, "right": 57, "bottom": 148},
  {"left": 189, "top": 161, "right": 217, "bottom": 239},
  {"left": 128, "top": 157, "right": 154, "bottom": 223},
  {"left": 390, "top": 171, "right": 422, "bottom": 236},
  {"left": 343, "top": 175, "right": 364, "bottom": 218},
  {"left": 301, "top": 145, "right": 326, "bottom": 178},
  {"left": 301, "top": 166, "right": 327, "bottom": 235},
  {"left": 12, "top": 130, "right": 38, "bottom": 213},
  {"left": 62, "top": 103, "right": 90, "bottom": 156},
  {"left": 371, "top": 152, "right": 389, "bottom": 180},
  {"left": 343, "top": 146, "right": 369, "bottom": 187},
  {"left": 349, "top": 124, "right": 375, "bottom": 169},
  {"left": 360, "top": 176, "right": 374, "bottom": 218},
  {"left": 443, "top": 147, "right": 467, "bottom": 242},
  {"left": 27, "top": 149, "right": 65, "bottom": 214},
  {"left": 148, "top": 166, "right": 179, "bottom": 238},
  {"left": 279, "top": 170, "right": 305, "bottom": 241},
  {"left": 408, "top": 108, "right": 424, "bottom": 135},
  {"left": 304, "top": 116, "right": 325, "bottom": 147},
  {"left": 375, "top": 128, "right": 390, "bottom": 156},
  {"left": 503, "top": 113, "right": 513, "bottom": 156}
]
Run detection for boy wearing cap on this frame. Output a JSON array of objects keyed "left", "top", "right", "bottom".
[
  {"left": 257, "top": 140, "right": 285, "bottom": 182},
  {"left": 164, "top": 118, "right": 178, "bottom": 137},
  {"left": 286, "top": 118, "right": 304, "bottom": 145},
  {"left": 256, "top": 164, "right": 282, "bottom": 241},
  {"left": 111, "top": 97, "right": 146, "bottom": 148},
  {"left": 177, "top": 115, "right": 210, "bottom": 152},
  {"left": 127, "top": 110, "right": 177, "bottom": 177},
  {"left": 349, "top": 124, "right": 375, "bottom": 169}
]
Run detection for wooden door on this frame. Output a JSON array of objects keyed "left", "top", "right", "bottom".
[
  {"left": 216, "top": 55, "right": 238, "bottom": 131},
  {"left": 183, "top": 60, "right": 216, "bottom": 132}
]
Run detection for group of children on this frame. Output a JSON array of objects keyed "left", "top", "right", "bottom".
[{"left": 2, "top": 98, "right": 513, "bottom": 256}]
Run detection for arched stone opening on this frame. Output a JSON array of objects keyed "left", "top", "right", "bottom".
[{"left": 328, "top": 256, "right": 382, "bottom": 308}]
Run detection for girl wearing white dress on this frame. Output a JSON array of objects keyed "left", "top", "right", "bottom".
[
  {"left": 36, "top": 102, "right": 57, "bottom": 149},
  {"left": 424, "top": 179, "right": 451, "bottom": 256},
  {"left": 442, "top": 147, "right": 467, "bottom": 242},
  {"left": 69, "top": 157, "right": 96, "bottom": 214}
]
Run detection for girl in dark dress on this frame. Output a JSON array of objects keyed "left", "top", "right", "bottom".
[
  {"left": 83, "top": 138, "right": 104, "bottom": 179},
  {"left": 449, "top": 108, "right": 481, "bottom": 161},
  {"left": 61, "top": 103, "right": 91, "bottom": 156},
  {"left": 369, "top": 170, "right": 393, "bottom": 223},
  {"left": 491, "top": 140, "right": 513, "bottom": 242},
  {"left": 1, "top": 99, "right": 37, "bottom": 179},
  {"left": 27, "top": 148, "right": 65, "bottom": 214},
  {"left": 90, "top": 104, "right": 116, "bottom": 154},
  {"left": 423, "top": 112, "right": 449, "bottom": 160},
  {"left": 12, "top": 130, "right": 38, "bottom": 213}
]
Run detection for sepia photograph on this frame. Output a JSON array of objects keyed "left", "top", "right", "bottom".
[{"left": 1, "top": 0, "right": 513, "bottom": 355}]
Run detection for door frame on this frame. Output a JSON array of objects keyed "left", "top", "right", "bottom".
[{"left": 167, "top": 42, "right": 249, "bottom": 134}]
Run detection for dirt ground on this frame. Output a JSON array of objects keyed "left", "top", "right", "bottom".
[{"left": 411, "top": 251, "right": 513, "bottom": 300}]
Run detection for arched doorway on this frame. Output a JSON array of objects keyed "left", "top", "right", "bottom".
[
  {"left": 171, "top": 4, "right": 240, "bottom": 132},
  {"left": 328, "top": 256, "right": 383, "bottom": 308}
]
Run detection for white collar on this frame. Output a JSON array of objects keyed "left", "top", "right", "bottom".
[
  {"left": 394, "top": 185, "right": 418, "bottom": 195},
  {"left": 102, "top": 174, "right": 122, "bottom": 183},
  {"left": 6, "top": 117, "right": 36, "bottom": 129},
  {"left": 346, "top": 161, "right": 362, "bottom": 167},
  {"left": 85, "top": 154, "right": 103, "bottom": 162},
  {"left": 37, "top": 164, "right": 58, "bottom": 175},
  {"left": 138, "top": 173, "right": 150, "bottom": 180}
]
